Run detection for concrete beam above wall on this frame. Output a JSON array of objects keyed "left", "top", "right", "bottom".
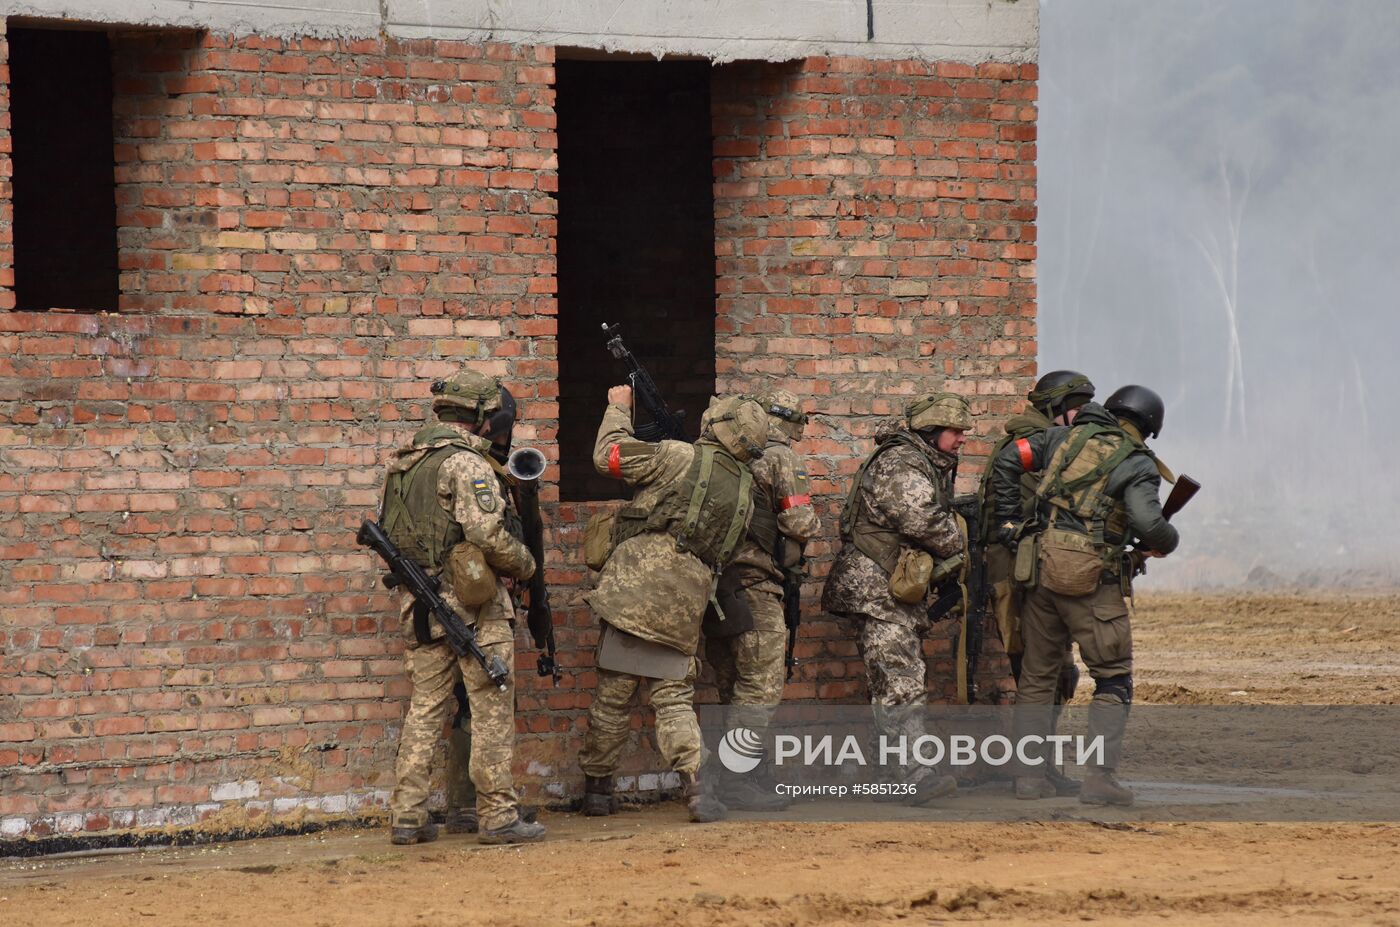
[
  {"left": 389, "top": 0, "right": 1038, "bottom": 63},
  {"left": 2, "top": 0, "right": 1038, "bottom": 63}
]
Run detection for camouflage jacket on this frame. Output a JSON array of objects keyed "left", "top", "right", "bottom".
[
  {"left": 384, "top": 423, "right": 534, "bottom": 647},
  {"left": 821, "top": 422, "right": 963, "bottom": 628},
  {"left": 584, "top": 403, "right": 738, "bottom": 655},
  {"left": 729, "top": 435, "right": 822, "bottom": 596}
]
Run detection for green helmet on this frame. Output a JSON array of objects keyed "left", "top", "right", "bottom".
[
  {"left": 1028, "top": 370, "right": 1095, "bottom": 419},
  {"left": 431, "top": 369, "right": 501, "bottom": 425},
  {"left": 906, "top": 392, "right": 971, "bottom": 431},
  {"left": 703, "top": 395, "right": 768, "bottom": 463}
]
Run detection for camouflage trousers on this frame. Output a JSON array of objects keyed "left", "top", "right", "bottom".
[
  {"left": 579, "top": 659, "right": 703, "bottom": 779},
  {"left": 390, "top": 627, "right": 519, "bottom": 832},
  {"left": 704, "top": 588, "right": 786, "bottom": 734},
  {"left": 854, "top": 615, "right": 941, "bottom": 783}
]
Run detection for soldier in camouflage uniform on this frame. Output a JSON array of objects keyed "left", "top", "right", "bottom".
[
  {"left": 704, "top": 388, "right": 821, "bottom": 810},
  {"left": 579, "top": 385, "right": 769, "bottom": 823},
  {"left": 976, "top": 370, "right": 1095, "bottom": 796},
  {"left": 990, "top": 386, "right": 1179, "bottom": 806},
  {"left": 380, "top": 369, "right": 545, "bottom": 845},
  {"left": 822, "top": 392, "right": 972, "bottom": 803}
]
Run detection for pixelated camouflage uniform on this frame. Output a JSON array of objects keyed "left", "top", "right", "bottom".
[
  {"left": 705, "top": 423, "right": 820, "bottom": 734},
  {"left": 386, "top": 424, "right": 535, "bottom": 832},
  {"left": 579, "top": 403, "right": 743, "bottom": 779},
  {"left": 822, "top": 421, "right": 963, "bottom": 760}
]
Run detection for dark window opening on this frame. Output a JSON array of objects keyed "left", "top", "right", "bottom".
[
  {"left": 9, "top": 27, "right": 120, "bottom": 312},
  {"left": 556, "top": 59, "right": 717, "bottom": 501}
]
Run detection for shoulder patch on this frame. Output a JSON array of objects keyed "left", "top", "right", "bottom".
[
  {"left": 472, "top": 477, "right": 499, "bottom": 513},
  {"left": 617, "top": 441, "right": 656, "bottom": 460}
]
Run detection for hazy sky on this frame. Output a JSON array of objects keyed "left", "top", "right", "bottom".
[{"left": 1039, "top": 0, "right": 1400, "bottom": 587}]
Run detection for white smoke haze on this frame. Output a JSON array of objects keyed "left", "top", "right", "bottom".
[{"left": 1039, "top": 0, "right": 1400, "bottom": 589}]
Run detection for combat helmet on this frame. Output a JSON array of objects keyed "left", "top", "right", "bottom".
[
  {"left": 431, "top": 369, "right": 502, "bottom": 425},
  {"left": 906, "top": 392, "right": 971, "bottom": 432},
  {"left": 1028, "top": 370, "right": 1095, "bottom": 421},
  {"left": 1104, "top": 384, "right": 1166, "bottom": 439},
  {"left": 703, "top": 395, "right": 768, "bottom": 463},
  {"left": 758, "top": 387, "right": 807, "bottom": 441}
]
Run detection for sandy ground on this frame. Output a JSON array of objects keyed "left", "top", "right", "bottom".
[{"left": 5, "top": 592, "right": 1400, "bottom": 926}]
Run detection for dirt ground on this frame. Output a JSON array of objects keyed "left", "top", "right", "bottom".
[{"left": 5, "top": 591, "right": 1400, "bottom": 926}]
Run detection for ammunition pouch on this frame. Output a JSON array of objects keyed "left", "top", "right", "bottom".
[
  {"left": 583, "top": 509, "right": 618, "bottom": 571},
  {"left": 444, "top": 541, "right": 496, "bottom": 608},
  {"left": 702, "top": 568, "right": 756, "bottom": 639},
  {"left": 1037, "top": 527, "right": 1102, "bottom": 598},
  {"left": 889, "top": 548, "right": 935, "bottom": 605},
  {"left": 1012, "top": 533, "right": 1039, "bottom": 587}
]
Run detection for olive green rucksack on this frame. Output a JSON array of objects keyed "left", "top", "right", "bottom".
[
  {"left": 379, "top": 424, "right": 478, "bottom": 573},
  {"left": 612, "top": 443, "right": 754, "bottom": 571}
]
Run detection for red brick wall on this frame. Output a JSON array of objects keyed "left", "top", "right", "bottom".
[
  {"left": 711, "top": 57, "right": 1037, "bottom": 704},
  {"left": 0, "top": 40, "right": 1035, "bottom": 841}
]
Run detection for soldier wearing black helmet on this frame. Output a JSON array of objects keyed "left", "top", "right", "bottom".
[
  {"left": 976, "top": 370, "right": 1095, "bottom": 795},
  {"left": 988, "top": 385, "right": 1179, "bottom": 806}
]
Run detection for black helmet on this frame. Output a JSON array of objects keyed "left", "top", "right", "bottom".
[
  {"left": 484, "top": 385, "right": 517, "bottom": 464},
  {"left": 1028, "top": 370, "right": 1095, "bottom": 420},
  {"left": 1104, "top": 385, "right": 1165, "bottom": 439}
]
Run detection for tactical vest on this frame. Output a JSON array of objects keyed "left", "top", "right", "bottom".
[
  {"left": 744, "top": 444, "right": 785, "bottom": 561},
  {"left": 1032, "top": 424, "right": 1142, "bottom": 569},
  {"left": 612, "top": 443, "right": 755, "bottom": 571},
  {"left": 379, "top": 425, "right": 478, "bottom": 574},
  {"left": 839, "top": 433, "right": 945, "bottom": 575}
]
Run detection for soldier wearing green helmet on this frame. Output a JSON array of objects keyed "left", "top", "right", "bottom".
[
  {"left": 976, "top": 369, "right": 1096, "bottom": 796},
  {"left": 822, "top": 390, "right": 973, "bottom": 805},
  {"left": 377, "top": 368, "right": 543, "bottom": 846}
]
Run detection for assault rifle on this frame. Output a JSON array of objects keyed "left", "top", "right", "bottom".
[
  {"left": 782, "top": 563, "right": 803, "bottom": 681},
  {"left": 602, "top": 322, "right": 687, "bottom": 442},
  {"left": 926, "top": 495, "right": 991, "bottom": 704},
  {"left": 357, "top": 519, "right": 511, "bottom": 691}
]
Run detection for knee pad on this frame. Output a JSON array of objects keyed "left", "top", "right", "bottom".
[{"left": 1093, "top": 673, "right": 1133, "bottom": 705}]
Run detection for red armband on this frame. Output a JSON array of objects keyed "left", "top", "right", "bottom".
[
  {"left": 607, "top": 444, "right": 622, "bottom": 478},
  {"left": 779, "top": 494, "right": 812, "bottom": 511},
  {"left": 1015, "top": 438, "right": 1034, "bottom": 471}
]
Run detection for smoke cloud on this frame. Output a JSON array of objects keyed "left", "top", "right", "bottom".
[{"left": 1039, "top": 0, "right": 1400, "bottom": 587}]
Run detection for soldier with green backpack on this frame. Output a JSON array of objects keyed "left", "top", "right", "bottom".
[
  {"left": 989, "top": 385, "right": 1180, "bottom": 806},
  {"left": 578, "top": 385, "right": 770, "bottom": 823},
  {"left": 378, "top": 369, "right": 543, "bottom": 845},
  {"left": 976, "top": 370, "right": 1096, "bottom": 796}
]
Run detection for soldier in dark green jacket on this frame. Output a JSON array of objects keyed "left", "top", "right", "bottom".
[
  {"left": 989, "top": 387, "right": 1179, "bottom": 806},
  {"left": 977, "top": 370, "right": 1095, "bottom": 795}
]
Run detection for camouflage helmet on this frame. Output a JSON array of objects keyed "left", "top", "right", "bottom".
[
  {"left": 758, "top": 387, "right": 807, "bottom": 440},
  {"left": 703, "top": 395, "right": 768, "bottom": 463},
  {"left": 431, "top": 369, "right": 501, "bottom": 425},
  {"left": 906, "top": 392, "right": 971, "bottom": 432}
]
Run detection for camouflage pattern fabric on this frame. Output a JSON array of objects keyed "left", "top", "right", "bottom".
[
  {"left": 579, "top": 659, "right": 703, "bottom": 778},
  {"left": 389, "top": 616, "right": 519, "bottom": 831},
  {"left": 704, "top": 588, "right": 786, "bottom": 733},
  {"left": 822, "top": 422, "right": 963, "bottom": 628},
  {"left": 584, "top": 402, "right": 721, "bottom": 655},
  {"left": 728, "top": 440, "right": 821, "bottom": 594},
  {"left": 385, "top": 421, "right": 532, "bottom": 833},
  {"left": 854, "top": 614, "right": 942, "bottom": 786}
]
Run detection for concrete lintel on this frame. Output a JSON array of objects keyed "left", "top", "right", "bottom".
[{"left": 1, "top": 0, "right": 381, "bottom": 38}]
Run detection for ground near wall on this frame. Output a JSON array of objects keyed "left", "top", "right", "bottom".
[{"left": 5, "top": 590, "right": 1400, "bottom": 925}]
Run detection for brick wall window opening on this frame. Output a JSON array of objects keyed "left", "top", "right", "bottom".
[
  {"left": 555, "top": 58, "right": 718, "bottom": 501},
  {"left": 8, "top": 26, "right": 121, "bottom": 313}
]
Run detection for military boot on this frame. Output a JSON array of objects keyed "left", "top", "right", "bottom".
[
  {"left": 478, "top": 814, "right": 546, "bottom": 845},
  {"left": 389, "top": 815, "right": 439, "bottom": 846},
  {"left": 1014, "top": 775, "right": 1054, "bottom": 800},
  {"left": 443, "top": 807, "right": 478, "bottom": 834},
  {"left": 718, "top": 770, "right": 791, "bottom": 812},
  {"left": 582, "top": 775, "right": 617, "bottom": 816},
  {"left": 1080, "top": 768, "right": 1134, "bottom": 806},
  {"left": 1047, "top": 764, "right": 1081, "bottom": 797},
  {"left": 681, "top": 771, "right": 727, "bottom": 823}
]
